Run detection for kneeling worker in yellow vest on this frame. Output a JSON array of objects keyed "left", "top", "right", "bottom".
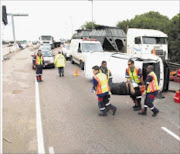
[
  {"left": 138, "top": 65, "right": 159, "bottom": 117},
  {"left": 54, "top": 51, "right": 66, "bottom": 77},
  {"left": 92, "top": 65, "right": 117, "bottom": 116}
]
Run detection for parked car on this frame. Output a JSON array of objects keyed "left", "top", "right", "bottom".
[
  {"left": 32, "top": 50, "right": 55, "bottom": 69},
  {"left": 39, "top": 45, "right": 52, "bottom": 53},
  {"left": 62, "top": 44, "right": 71, "bottom": 60}
]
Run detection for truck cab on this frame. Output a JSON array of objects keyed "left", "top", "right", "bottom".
[
  {"left": 70, "top": 38, "right": 103, "bottom": 70},
  {"left": 127, "top": 28, "right": 168, "bottom": 60}
]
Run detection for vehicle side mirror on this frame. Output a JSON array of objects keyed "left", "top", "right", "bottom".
[
  {"left": 135, "top": 37, "right": 141, "bottom": 44},
  {"left": 78, "top": 48, "right": 81, "bottom": 53}
]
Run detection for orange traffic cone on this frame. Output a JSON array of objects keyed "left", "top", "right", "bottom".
[
  {"left": 152, "top": 47, "right": 157, "bottom": 55},
  {"left": 74, "top": 67, "right": 79, "bottom": 76},
  {"left": 174, "top": 91, "right": 180, "bottom": 103}
]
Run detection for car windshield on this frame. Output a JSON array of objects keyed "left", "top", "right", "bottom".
[
  {"left": 82, "top": 43, "right": 103, "bottom": 52},
  {"left": 42, "top": 51, "right": 52, "bottom": 57},
  {"left": 41, "top": 36, "right": 51, "bottom": 40},
  {"left": 39, "top": 46, "right": 51, "bottom": 50},
  {"left": 142, "top": 37, "right": 167, "bottom": 44}
]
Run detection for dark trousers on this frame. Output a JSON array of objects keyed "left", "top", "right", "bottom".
[
  {"left": 130, "top": 86, "right": 142, "bottom": 107},
  {"left": 36, "top": 65, "right": 43, "bottom": 81},
  {"left": 98, "top": 94, "right": 116, "bottom": 114},
  {"left": 143, "top": 91, "right": 159, "bottom": 113},
  {"left": 58, "top": 67, "right": 64, "bottom": 75}
]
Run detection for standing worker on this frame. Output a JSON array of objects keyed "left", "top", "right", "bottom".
[
  {"left": 33, "top": 50, "right": 45, "bottom": 82},
  {"left": 125, "top": 59, "right": 144, "bottom": 111},
  {"left": 54, "top": 51, "right": 66, "bottom": 77},
  {"left": 92, "top": 65, "right": 117, "bottom": 116},
  {"left": 138, "top": 65, "right": 159, "bottom": 117},
  {"left": 100, "top": 61, "right": 113, "bottom": 88}
]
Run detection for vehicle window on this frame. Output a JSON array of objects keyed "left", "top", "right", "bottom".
[
  {"left": 142, "top": 37, "right": 167, "bottom": 44},
  {"left": 66, "top": 45, "right": 70, "bottom": 50},
  {"left": 135, "top": 37, "right": 141, "bottom": 44},
  {"left": 82, "top": 43, "right": 103, "bottom": 52},
  {"left": 41, "top": 36, "right": 51, "bottom": 40},
  {"left": 42, "top": 51, "right": 52, "bottom": 57},
  {"left": 40, "top": 46, "right": 51, "bottom": 50}
]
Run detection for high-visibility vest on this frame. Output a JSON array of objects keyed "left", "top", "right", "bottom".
[
  {"left": 35, "top": 54, "right": 43, "bottom": 65},
  {"left": 147, "top": 71, "right": 159, "bottom": 93},
  {"left": 55, "top": 54, "right": 65, "bottom": 67},
  {"left": 94, "top": 73, "right": 109, "bottom": 95},
  {"left": 126, "top": 67, "right": 141, "bottom": 84},
  {"left": 99, "top": 69, "right": 110, "bottom": 80}
]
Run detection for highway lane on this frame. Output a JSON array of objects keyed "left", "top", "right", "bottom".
[
  {"left": 2, "top": 47, "right": 180, "bottom": 153},
  {"left": 39, "top": 50, "right": 180, "bottom": 153}
]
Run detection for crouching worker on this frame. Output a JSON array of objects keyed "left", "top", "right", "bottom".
[
  {"left": 92, "top": 65, "right": 117, "bottom": 116},
  {"left": 138, "top": 65, "right": 159, "bottom": 117}
]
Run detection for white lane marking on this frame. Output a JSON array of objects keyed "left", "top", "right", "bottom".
[
  {"left": 161, "top": 127, "right": 180, "bottom": 141},
  {"left": 49, "top": 146, "right": 55, "bottom": 154},
  {"left": 35, "top": 78, "right": 45, "bottom": 153}
]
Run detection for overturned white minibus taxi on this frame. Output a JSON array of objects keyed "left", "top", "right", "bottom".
[{"left": 84, "top": 52, "right": 169, "bottom": 92}]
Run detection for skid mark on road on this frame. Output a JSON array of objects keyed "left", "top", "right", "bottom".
[
  {"left": 35, "top": 78, "right": 45, "bottom": 153},
  {"left": 161, "top": 127, "right": 180, "bottom": 141}
]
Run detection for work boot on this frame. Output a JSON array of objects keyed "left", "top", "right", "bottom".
[
  {"left": 132, "top": 105, "right": 136, "bottom": 108},
  {"left": 106, "top": 108, "right": 110, "bottom": 112},
  {"left": 39, "top": 80, "right": 44, "bottom": 82},
  {"left": 62, "top": 73, "right": 64, "bottom": 77},
  {"left": 98, "top": 113, "right": 107, "bottom": 117},
  {"left": 134, "top": 106, "right": 142, "bottom": 111},
  {"left": 112, "top": 108, "right": 117, "bottom": 115},
  {"left": 59, "top": 74, "right": 61, "bottom": 77},
  {"left": 152, "top": 109, "right": 159, "bottom": 117},
  {"left": 138, "top": 110, "right": 147, "bottom": 116}
]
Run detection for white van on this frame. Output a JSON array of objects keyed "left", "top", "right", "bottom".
[
  {"left": 70, "top": 39, "right": 103, "bottom": 70},
  {"left": 84, "top": 52, "right": 169, "bottom": 92},
  {"left": 127, "top": 28, "right": 168, "bottom": 60}
]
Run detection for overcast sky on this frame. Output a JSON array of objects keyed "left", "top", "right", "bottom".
[{"left": 1, "top": 0, "right": 179, "bottom": 41}]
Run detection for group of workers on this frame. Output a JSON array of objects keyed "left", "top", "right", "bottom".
[
  {"left": 33, "top": 49, "right": 159, "bottom": 117},
  {"left": 33, "top": 50, "right": 66, "bottom": 82},
  {"left": 92, "top": 59, "right": 159, "bottom": 117}
]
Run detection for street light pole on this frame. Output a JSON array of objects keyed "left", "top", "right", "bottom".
[
  {"left": 11, "top": 15, "right": 16, "bottom": 47},
  {"left": 7, "top": 13, "right": 29, "bottom": 48},
  {"left": 89, "top": 0, "right": 94, "bottom": 30},
  {"left": 92, "top": 0, "right": 93, "bottom": 30}
]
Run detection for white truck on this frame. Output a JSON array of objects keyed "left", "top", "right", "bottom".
[
  {"left": 84, "top": 52, "right": 169, "bottom": 92},
  {"left": 70, "top": 38, "right": 104, "bottom": 70},
  {"left": 39, "top": 35, "right": 55, "bottom": 49},
  {"left": 127, "top": 28, "right": 168, "bottom": 60}
]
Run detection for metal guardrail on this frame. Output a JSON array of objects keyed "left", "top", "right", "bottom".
[{"left": 166, "top": 61, "right": 180, "bottom": 71}]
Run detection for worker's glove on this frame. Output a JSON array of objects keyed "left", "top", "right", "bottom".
[{"left": 142, "top": 90, "right": 146, "bottom": 96}]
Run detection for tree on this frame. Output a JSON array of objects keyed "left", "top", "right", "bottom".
[
  {"left": 168, "top": 14, "right": 180, "bottom": 63},
  {"left": 116, "top": 11, "right": 170, "bottom": 33},
  {"left": 81, "top": 21, "right": 99, "bottom": 29}
]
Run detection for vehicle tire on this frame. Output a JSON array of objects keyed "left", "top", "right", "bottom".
[
  {"left": 80, "top": 61, "right": 84, "bottom": 70},
  {"left": 71, "top": 57, "right": 74, "bottom": 64}
]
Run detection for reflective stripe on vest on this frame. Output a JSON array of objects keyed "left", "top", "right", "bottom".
[
  {"left": 127, "top": 67, "right": 140, "bottom": 83},
  {"left": 99, "top": 69, "right": 110, "bottom": 80},
  {"left": 147, "top": 72, "right": 159, "bottom": 93},
  {"left": 35, "top": 55, "right": 43, "bottom": 65},
  {"left": 94, "top": 73, "right": 109, "bottom": 95}
]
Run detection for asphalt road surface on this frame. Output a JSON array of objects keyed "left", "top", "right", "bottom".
[{"left": 3, "top": 47, "right": 180, "bottom": 153}]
